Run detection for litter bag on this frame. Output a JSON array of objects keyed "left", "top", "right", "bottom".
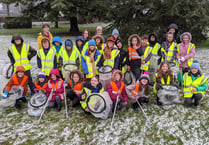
[
  {"left": 123, "top": 70, "right": 136, "bottom": 86},
  {"left": 98, "top": 65, "right": 112, "bottom": 90},
  {"left": 62, "top": 63, "right": 78, "bottom": 82},
  {"left": 149, "top": 56, "right": 159, "bottom": 84}
]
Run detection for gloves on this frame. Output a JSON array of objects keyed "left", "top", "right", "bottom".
[
  {"left": 180, "top": 57, "right": 185, "bottom": 62},
  {"left": 64, "top": 81, "right": 68, "bottom": 87},
  {"left": 1, "top": 91, "right": 8, "bottom": 99},
  {"left": 21, "top": 97, "right": 28, "bottom": 103},
  {"left": 22, "top": 95, "right": 25, "bottom": 98}
]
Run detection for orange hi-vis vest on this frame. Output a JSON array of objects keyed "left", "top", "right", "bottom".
[
  {"left": 130, "top": 83, "right": 139, "bottom": 98},
  {"left": 110, "top": 81, "right": 124, "bottom": 95},
  {"left": 128, "top": 45, "right": 141, "bottom": 61},
  {"left": 48, "top": 79, "right": 64, "bottom": 99},
  {"left": 69, "top": 80, "right": 83, "bottom": 95},
  {"left": 12, "top": 74, "right": 27, "bottom": 86},
  {"left": 34, "top": 81, "right": 47, "bottom": 91}
]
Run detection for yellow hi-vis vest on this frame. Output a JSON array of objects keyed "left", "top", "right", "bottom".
[
  {"left": 141, "top": 46, "right": 152, "bottom": 71},
  {"left": 103, "top": 49, "right": 119, "bottom": 68},
  {"left": 80, "top": 87, "right": 104, "bottom": 109},
  {"left": 37, "top": 48, "right": 56, "bottom": 76},
  {"left": 153, "top": 73, "right": 173, "bottom": 94},
  {"left": 9, "top": 43, "right": 32, "bottom": 72},
  {"left": 60, "top": 49, "right": 78, "bottom": 66},
  {"left": 151, "top": 43, "right": 161, "bottom": 56},
  {"left": 53, "top": 45, "right": 64, "bottom": 71},
  {"left": 161, "top": 42, "right": 177, "bottom": 63},
  {"left": 183, "top": 73, "right": 208, "bottom": 98},
  {"left": 177, "top": 42, "right": 195, "bottom": 67},
  {"left": 74, "top": 45, "right": 83, "bottom": 72}
]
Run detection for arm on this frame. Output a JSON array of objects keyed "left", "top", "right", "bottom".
[
  {"left": 184, "top": 46, "right": 195, "bottom": 60},
  {"left": 106, "top": 83, "right": 118, "bottom": 102},
  {"left": 28, "top": 46, "right": 37, "bottom": 60},
  {"left": 96, "top": 54, "right": 104, "bottom": 68},
  {"left": 81, "top": 56, "right": 88, "bottom": 75},
  {"left": 55, "top": 81, "right": 64, "bottom": 94},
  {"left": 7, "top": 50, "right": 15, "bottom": 64},
  {"left": 53, "top": 55, "right": 57, "bottom": 68},
  {"left": 126, "top": 84, "right": 136, "bottom": 98},
  {"left": 145, "top": 53, "right": 152, "bottom": 63},
  {"left": 23, "top": 79, "right": 28, "bottom": 96},
  {"left": 113, "top": 55, "right": 120, "bottom": 69},
  {"left": 120, "top": 86, "right": 129, "bottom": 102},
  {"left": 196, "top": 82, "right": 207, "bottom": 92},
  {"left": 37, "top": 55, "right": 42, "bottom": 68},
  {"left": 4, "top": 77, "right": 14, "bottom": 92}
]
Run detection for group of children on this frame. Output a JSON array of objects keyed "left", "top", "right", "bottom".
[{"left": 1, "top": 23, "right": 208, "bottom": 115}]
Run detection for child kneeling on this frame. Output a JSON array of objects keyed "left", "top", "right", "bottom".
[{"left": 34, "top": 72, "right": 48, "bottom": 93}]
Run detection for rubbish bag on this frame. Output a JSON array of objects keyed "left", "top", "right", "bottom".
[
  {"left": 86, "top": 91, "right": 112, "bottom": 119},
  {"left": 62, "top": 63, "right": 78, "bottom": 82},
  {"left": 98, "top": 65, "right": 112, "bottom": 90},
  {"left": 28, "top": 91, "right": 48, "bottom": 117},
  {"left": 123, "top": 70, "right": 136, "bottom": 85},
  {"left": 2, "top": 63, "right": 14, "bottom": 79},
  {"left": 0, "top": 85, "right": 23, "bottom": 108},
  {"left": 149, "top": 56, "right": 159, "bottom": 84},
  {"left": 157, "top": 85, "right": 181, "bottom": 105}
]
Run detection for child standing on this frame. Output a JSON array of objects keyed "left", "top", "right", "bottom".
[
  {"left": 2, "top": 66, "right": 28, "bottom": 110},
  {"left": 149, "top": 33, "right": 161, "bottom": 57},
  {"left": 126, "top": 72, "right": 150, "bottom": 110},
  {"left": 46, "top": 69, "right": 64, "bottom": 111},
  {"left": 183, "top": 60, "right": 208, "bottom": 106},
  {"left": 37, "top": 24, "right": 53, "bottom": 49},
  {"left": 34, "top": 72, "right": 48, "bottom": 93},
  {"left": 92, "top": 35, "right": 105, "bottom": 55},
  {"left": 74, "top": 36, "right": 85, "bottom": 72},
  {"left": 127, "top": 34, "right": 143, "bottom": 80},
  {"left": 107, "top": 70, "right": 128, "bottom": 111},
  {"left": 8, "top": 34, "right": 36, "bottom": 94}
]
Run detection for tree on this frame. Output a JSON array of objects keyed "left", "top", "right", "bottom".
[{"left": 0, "top": 0, "right": 20, "bottom": 16}]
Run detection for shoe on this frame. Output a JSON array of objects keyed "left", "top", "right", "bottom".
[
  {"left": 157, "top": 100, "right": 162, "bottom": 106},
  {"left": 15, "top": 100, "right": 22, "bottom": 110},
  {"left": 55, "top": 96, "right": 62, "bottom": 112}
]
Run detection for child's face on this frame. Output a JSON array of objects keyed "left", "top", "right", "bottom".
[
  {"left": 73, "top": 74, "right": 79, "bottom": 83},
  {"left": 167, "top": 34, "right": 174, "bottom": 42},
  {"left": 15, "top": 39, "right": 21, "bottom": 45},
  {"left": 191, "top": 68, "right": 198, "bottom": 74},
  {"left": 54, "top": 42, "right": 61, "bottom": 46},
  {"left": 107, "top": 42, "right": 113, "bottom": 48},
  {"left": 169, "top": 28, "right": 176, "bottom": 33},
  {"left": 115, "top": 73, "right": 121, "bottom": 81},
  {"left": 83, "top": 31, "right": 88, "bottom": 39},
  {"left": 39, "top": 78, "right": 45, "bottom": 83},
  {"left": 183, "top": 35, "right": 189, "bottom": 43},
  {"left": 66, "top": 46, "right": 72, "bottom": 50},
  {"left": 17, "top": 71, "right": 24, "bottom": 78},
  {"left": 117, "top": 42, "right": 122, "bottom": 49},
  {"left": 142, "top": 39, "right": 148, "bottom": 46},
  {"left": 51, "top": 74, "right": 57, "bottom": 81},
  {"left": 91, "top": 77, "right": 99, "bottom": 87},
  {"left": 43, "top": 27, "right": 49, "bottom": 33},
  {"left": 113, "top": 34, "right": 119, "bottom": 39},
  {"left": 89, "top": 46, "right": 95, "bottom": 51},
  {"left": 150, "top": 35, "right": 155, "bottom": 41},
  {"left": 43, "top": 41, "right": 49, "bottom": 49},
  {"left": 77, "top": 40, "right": 83, "bottom": 47},
  {"left": 97, "top": 29, "right": 102, "bottom": 34},
  {"left": 141, "top": 79, "right": 148, "bottom": 85},
  {"left": 81, "top": 94, "right": 86, "bottom": 100},
  {"left": 95, "top": 38, "right": 101, "bottom": 44},
  {"left": 162, "top": 63, "right": 168, "bottom": 73},
  {"left": 132, "top": 37, "right": 138, "bottom": 46}
]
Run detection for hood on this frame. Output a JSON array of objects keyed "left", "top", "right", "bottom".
[
  {"left": 11, "top": 34, "right": 24, "bottom": 44},
  {"left": 49, "top": 69, "right": 61, "bottom": 79},
  {"left": 69, "top": 70, "right": 84, "bottom": 83},
  {"left": 65, "top": 39, "right": 73, "bottom": 49},
  {"left": 167, "top": 23, "right": 178, "bottom": 33},
  {"left": 41, "top": 38, "right": 50, "bottom": 49},
  {"left": 52, "top": 36, "right": 62, "bottom": 45},
  {"left": 92, "top": 35, "right": 105, "bottom": 44},
  {"left": 148, "top": 33, "right": 158, "bottom": 46},
  {"left": 76, "top": 36, "right": 84, "bottom": 48},
  {"left": 180, "top": 32, "right": 192, "bottom": 42},
  {"left": 128, "top": 34, "right": 141, "bottom": 46},
  {"left": 112, "top": 69, "right": 124, "bottom": 81},
  {"left": 16, "top": 66, "right": 25, "bottom": 73},
  {"left": 115, "top": 38, "right": 124, "bottom": 49},
  {"left": 112, "top": 28, "right": 119, "bottom": 36}
]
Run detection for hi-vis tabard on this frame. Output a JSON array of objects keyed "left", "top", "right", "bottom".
[
  {"left": 37, "top": 48, "right": 56, "bottom": 76},
  {"left": 161, "top": 42, "right": 177, "bottom": 63},
  {"left": 128, "top": 45, "right": 141, "bottom": 61},
  {"left": 69, "top": 80, "right": 83, "bottom": 95},
  {"left": 183, "top": 73, "right": 208, "bottom": 98},
  {"left": 12, "top": 74, "right": 28, "bottom": 86},
  {"left": 141, "top": 46, "right": 152, "bottom": 71},
  {"left": 103, "top": 49, "right": 120, "bottom": 68},
  {"left": 177, "top": 42, "right": 195, "bottom": 67},
  {"left": 53, "top": 46, "right": 64, "bottom": 71},
  {"left": 60, "top": 49, "right": 79, "bottom": 67},
  {"left": 151, "top": 43, "right": 161, "bottom": 56},
  {"left": 9, "top": 43, "right": 32, "bottom": 72},
  {"left": 110, "top": 81, "right": 124, "bottom": 95},
  {"left": 130, "top": 83, "right": 139, "bottom": 99},
  {"left": 73, "top": 45, "right": 83, "bottom": 72}
]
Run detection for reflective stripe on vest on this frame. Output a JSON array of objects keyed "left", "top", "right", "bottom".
[
  {"left": 151, "top": 43, "right": 161, "bottom": 56},
  {"left": 128, "top": 46, "right": 141, "bottom": 61},
  {"left": 130, "top": 83, "right": 139, "bottom": 98},
  {"left": 83, "top": 54, "right": 96, "bottom": 79},
  {"left": 110, "top": 81, "right": 124, "bottom": 95},
  {"left": 177, "top": 42, "right": 195, "bottom": 67},
  {"left": 74, "top": 45, "right": 83, "bottom": 72},
  {"left": 12, "top": 74, "right": 27, "bottom": 86},
  {"left": 161, "top": 42, "right": 177, "bottom": 63},
  {"left": 61, "top": 49, "right": 78, "bottom": 66},
  {"left": 34, "top": 81, "right": 47, "bottom": 91},
  {"left": 48, "top": 79, "right": 63, "bottom": 89},
  {"left": 9, "top": 43, "right": 31, "bottom": 72},
  {"left": 38, "top": 48, "right": 56, "bottom": 76},
  {"left": 69, "top": 80, "right": 83, "bottom": 95},
  {"left": 80, "top": 87, "right": 91, "bottom": 109},
  {"left": 141, "top": 46, "right": 152, "bottom": 71},
  {"left": 104, "top": 49, "right": 119, "bottom": 67}
]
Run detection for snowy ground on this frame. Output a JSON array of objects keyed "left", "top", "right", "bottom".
[{"left": 0, "top": 35, "right": 209, "bottom": 144}]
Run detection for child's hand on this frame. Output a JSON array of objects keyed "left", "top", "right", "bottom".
[
  {"left": 179, "top": 68, "right": 182, "bottom": 73},
  {"left": 192, "top": 88, "right": 197, "bottom": 92},
  {"left": 128, "top": 66, "right": 131, "bottom": 70},
  {"left": 142, "top": 61, "right": 145, "bottom": 64},
  {"left": 85, "top": 107, "right": 90, "bottom": 112},
  {"left": 125, "top": 101, "right": 128, "bottom": 105}
]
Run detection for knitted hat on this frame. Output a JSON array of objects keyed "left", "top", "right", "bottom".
[
  {"left": 139, "top": 72, "right": 150, "bottom": 83},
  {"left": 190, "top": 59, "right": 200, "bottom": 70},
  {"left": 65, "top": 40, "right": 73, "bottom": 47},
  {"left": 106, "top": 37, "right": 115, "bottom": 45},
  {"left": 38, "top": 72, "right": 46, "bottom": 79},
  {"left": 96, "top": 25, "right": 102, "bottom": 30},
  {"left": 112, "top": 28, "right": 119, "bottom": 36},
  {"left": 88, "top": 39, "right": 96, "bottom": 47}
]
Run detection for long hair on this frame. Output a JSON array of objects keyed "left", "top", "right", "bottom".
[
  {"left": 156, "top": 61, "right": 173, "bottom": 83},
  {"left": 103, "top": 46, "right": 111, "bottom": 60},
  {"left": 138, "top": 81, "right": 149, "bottom": 95},
  {"left": 82, "top": 29, "right": 91, "bottom": 41}
]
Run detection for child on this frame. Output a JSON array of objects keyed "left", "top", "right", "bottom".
[
  {"left": 176, "top": 32, "right": 196, "bottom": 86},
  {"left": 115, "top": 38, "right": 128, "bottom": 73},
  {"left": 52, "top": 36, "right": 64, "bottom": 78},
  {"left": 112, "top": 28, "right": 120, "bottom": 41},
  {"left": 140, "top": 34, "right": 152, "bottom": 73},
  {"left": 127, "top": 34, "right": 143, "bottom": 80},
  {"left": 107, "top": 70, "right": 128, "bottom": 111},
  {"left": 34, "top": 72, "right": 47, "bottom": 93},
  {"left": 74, "top": 36, "right": 85, "bottom": 72},
  {"left": 83, "top": 29, "right": 91, "bottom": 44},
  {"left": 149, "top": 33, "right": 161, "bottom": 57},
  {"left": 81, "top": 39, "right": 101, "bottom": 81},
  {"left": 2, "top": 66, "right": 28, "bottom": 110},
  {"left": 80, "top": 76, "right": 104, "bottom": 113},
  {"left": 92, "top": 35, "right": 105, "bottom": 55},
  {"left": 37, "top": 24, "right": 53, "bottom": 49},
  {"left": 37, "top": 38, "right": 57, "bottom": 77},
  {"left": 66, "top": 70, "right": 84, "bottom": 107},
  {"left": 97, "top": 37, "right": 120, "bottom": 69},
  {"left": 160, "top": 32, "right": 177, "bottom": 64},
  {"left": 126, "top": 72, "right": 150, "bottom": 110},
  {"left": 8, "top": 34, "right": 36, "bottom": 94},
  {"left": 96, "top": 25, "right": 107, "bottom": 43},
  {"left": 183, "top": 60, "right": 208, "bottom": 106},
  {"left": 46, "top": 69, "right": 64, "bottom": 111},
  {"left": 153, "top": 61, "right": 175, "bottom": 105}
]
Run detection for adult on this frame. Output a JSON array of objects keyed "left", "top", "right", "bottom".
[
  {"left": 37, "top": 24, "right": 53, "bottom": 49},
  {"left": 161, "top": 23, "right": 181, "bottom": 43},
  {"left": 96, "top": 25, "right": 107, "bottom": 43}
]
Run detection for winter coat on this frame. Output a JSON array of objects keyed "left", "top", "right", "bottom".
[
  {"left": 34, "top": 80, "right": 48, "bottom": 92},
  {"left": 46, "top": 69, "right": 64, "bottom": 101},
  {"left": 37, "top": 32, "right": 53, "bottom": 49},
  {"left": 52, "top": 36, "right": 63, "bottom": 54}
]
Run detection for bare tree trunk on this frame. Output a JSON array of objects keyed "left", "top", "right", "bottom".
[
  {"left": 69, "top": 16, "right": 79, "bottom": 33},
  {"left": 55, "top": 20, "right": 58, "bottom": 28},
  {"left": 6, "top": 4, "right": 10, "bottom": 16}
]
